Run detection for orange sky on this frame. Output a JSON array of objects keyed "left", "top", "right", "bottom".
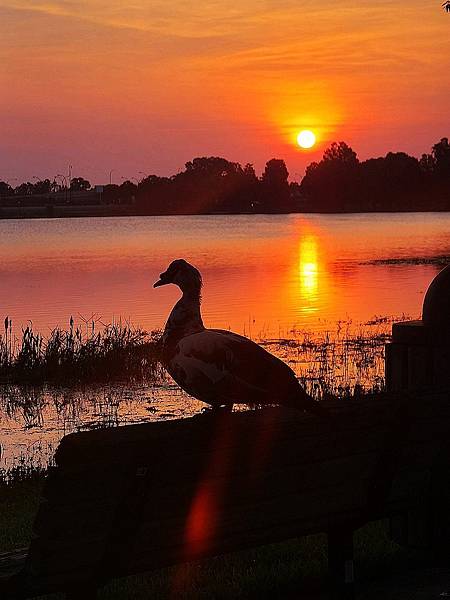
[{"left": 1, "top": 0, "right": 449, "bottom": 183}]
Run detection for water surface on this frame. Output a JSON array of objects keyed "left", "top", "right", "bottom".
[
  {"left": 2, "top": 213, "right": 450, "bottom": 470},
  {"left": 1, "top": 213, "right": 448, "bottom": 336}
]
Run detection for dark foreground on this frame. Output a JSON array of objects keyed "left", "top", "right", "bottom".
[
  {"left": 2, "top": 392, "right": 450, "bottom": 599},
  {"left": 0, "top": 475, "right": 447, "bottom": 599}
]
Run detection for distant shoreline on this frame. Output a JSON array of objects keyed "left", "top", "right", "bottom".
[{"left": 2, "top": 204, "right": 450, "bottom": 220}]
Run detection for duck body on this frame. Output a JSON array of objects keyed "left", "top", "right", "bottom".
[
  {"left": 165, "top": 328, "right": 308, "bottom": 409},
  {"left": 155, "top": 259, "right": 320, "bottom": 413}
]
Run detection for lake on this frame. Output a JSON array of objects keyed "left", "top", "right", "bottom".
[
  {"left": 1, "top": 213, "right": 449, "bottom": 335},
  {"left": 1, "top": 212, "right": 450, "bottom": 470}
]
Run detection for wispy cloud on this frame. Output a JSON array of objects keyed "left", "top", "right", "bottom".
[{"left": 1, "top": 0, "right": 449, "bottom": 180}]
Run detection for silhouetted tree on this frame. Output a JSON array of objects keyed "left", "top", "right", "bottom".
[
  {"left": 0, "top": 181, "right": 13, "bottom": 197},
  {"left": 50, "top": 179, "right": 61, "bottom": 193},
  {"left": 323, "top": 142, "right": 358, "bottom": 166},
  {"left": 14, "top": 182, "right": 33, "bottom": 196},
  {"left": 262, "top": 159, "right": 289, "bottom": 186},
  {"left": 4, "top": 137, "right": 450, "bottom": 214},
  {"left": 32, "top": 179, "right": 52, "bottom": 195},
  {"left": 243, "top": 163, "right": 256, "bottom": 179},
  {"left": 185, "top": 156, "right": 242, "bottom": 178},
  {"left": 102, "top": 184, "right": 120, "bottom": 204},
  {"left": 432, "top": 137, "right": 450, "bottom": 178},
  {"left": 134, "top": 158, "right": 260, "bottom": 214},
  {"left": 260, "top": 159, "right": 291, "bottom": 212},
  {"left": 70, "top": 177, "right": 91, "bottom": 191},
  {"left": 173, "top": 157, "right": 252, "bottom": 213},
  {"left": 443, "top": 1, "right": 450, "bottom": 13},
  {"left": 419, "top": 153, "right": 436, "bottom": 174},
  {"left": 118, "top": 180, "right": 137, "bottom": 204},
  {"left": 360, "top": 152, "right": 422, "bottom": 210},
  {"left": 300, "top": 142, "right": 359, "bottom": 211},
  {"left": 137, "top": 175, "right": 175, "bottom": 214}
]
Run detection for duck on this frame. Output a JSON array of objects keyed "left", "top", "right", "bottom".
[{"left": 154, "top": 259, "right": 325, "bottom": 415}]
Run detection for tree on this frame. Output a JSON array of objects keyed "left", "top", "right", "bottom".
[
  {"left": 118, "top": 180, "right": 137, "bottom": 204},
  {"left": 32, "top": 179, "right": 51, "bottom": 195},
  {"left": 261, "top": 159, "right": 289, "bottom": 186},
  {"left": 431, "top": 137, "right": 450, "bottom": 178},
  {"left": 0, "top": 181, "right": 13, "bottom": 197},
  {"left": 14, "top": 182, "right": 33, "bottom": 196},
  {"left": 136, "top": 175, "right": 176, "bottom": 214},
  {"left": 419, "top": 153, "right": 436, "bottom": 174},
  {"left": 172, "top": 157, "right": 252, "bottom": 213},
  {"left": 323, "top": 141, "right": 359, "bottom": 166},
  {"left": 243, "top": 163, "right": 257, "bottom": 179},
  {"left": 260, "top": 159, "right": 291, "bottom": 212},
  {"left": 102, "top": 184, "right": 120, "bottom": 204},
  {"left": 184, "top": 156, "right": 243, "bottom": 178},
  {"left": 300, "top": 142, "right": 359, "bottom": 211},
  {"left": 443, "top": 1, "right": 450, "bottom": 13},
  {"left": 70, "top": 177, "right": 91, "bottom": 191}
]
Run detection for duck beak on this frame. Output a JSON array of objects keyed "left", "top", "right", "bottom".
[{"left": 153, "top": 271, "right": 169, "bottom": 288}]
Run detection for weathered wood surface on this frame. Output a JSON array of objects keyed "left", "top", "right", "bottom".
[{"left": 1, "top": 391, "right": 450, "bottom": 598}]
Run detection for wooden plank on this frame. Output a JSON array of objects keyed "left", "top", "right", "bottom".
[
  {"left": 54, "top": 417, "right": 392, "bottom": 469},
  {"left": 53, "top": 404, "right": 396, "bottom": 467}
]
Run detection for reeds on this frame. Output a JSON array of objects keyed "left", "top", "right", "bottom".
[
  {"left": 0, "top": 314, "right": 409, "bottom": 393},
  {"left": 259, "top": 315, "right": 410, "bottom": 399},
  {"left": 0, "top": 317, "right": 163, "bottom": 385}
]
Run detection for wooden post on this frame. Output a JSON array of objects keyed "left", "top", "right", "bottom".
[{"left": 328, "top": 527, "right": 355, "bottom": 600}]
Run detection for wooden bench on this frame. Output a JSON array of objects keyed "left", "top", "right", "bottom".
[{"left": 1, "top": 392, "right": 450, "bottom": 599}]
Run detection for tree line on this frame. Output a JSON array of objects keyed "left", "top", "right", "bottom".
[
  {"left": 1, "top": 137, "right": 449, "bottom": 213},
  {"left": 300, "top": 137, "right": 450, "bottom": 212}
]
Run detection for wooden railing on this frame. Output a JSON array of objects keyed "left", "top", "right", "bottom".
[{"left": 1, "top": 392, "right": 449, "bottom": 599}]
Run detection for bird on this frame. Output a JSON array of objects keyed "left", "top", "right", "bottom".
[{"left": 154, "top": 259, "right": 325, "bottom": 416}]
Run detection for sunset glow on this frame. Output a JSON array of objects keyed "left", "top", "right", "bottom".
[
  {"left": 1, "top": 1, "right": 449, "bottom": 182},
  {"left": 3, "top": 2, "right": 450, "bottom": 591}
]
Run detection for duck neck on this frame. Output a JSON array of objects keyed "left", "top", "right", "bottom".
[{"left": 163, "top": 290, "right": 204, "bottom": 345}]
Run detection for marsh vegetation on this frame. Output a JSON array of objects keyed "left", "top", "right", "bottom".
[
  {"left": 0, "top": 313, "right": 411, "bottom": 474},
  {"left": 0, "top": 318, "right": 162, "bottom": 385}
]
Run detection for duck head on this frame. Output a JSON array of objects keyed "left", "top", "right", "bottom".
[{"left": 154, "top": 259, "right": 202, "bottom": 296}]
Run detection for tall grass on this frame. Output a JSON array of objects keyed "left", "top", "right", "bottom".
[
  {"left": 0, "top": 317, "right": 162, "bottom": 385},
  {"left": 0, "top": 313, "right": 410, "bottom": 392},
  {"left": 260, "top": 315, "right": 410, "bottom": 398}
]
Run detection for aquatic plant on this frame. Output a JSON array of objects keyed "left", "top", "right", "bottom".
[
  {"left": 259, "top": 314, "right": 411, "bottom": 399},
  {"left": 0, "top": 318, "right": 163, "bottom": 385}
]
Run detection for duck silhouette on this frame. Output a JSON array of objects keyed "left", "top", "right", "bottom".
[{"left": 154, "top": 259, "right": 325, "bottom": 416}]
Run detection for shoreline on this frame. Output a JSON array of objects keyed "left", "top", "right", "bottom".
[{"left": 2, "top": 204, "right": 450, "bottom": 220}]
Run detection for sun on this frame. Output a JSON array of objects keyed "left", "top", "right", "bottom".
[{"left": 297, "top": 130, "right": 316, "bottom": 149}]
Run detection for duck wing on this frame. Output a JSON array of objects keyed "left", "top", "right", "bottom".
[{"left": 166, "top": 328, "right": 303, "bottom": 406}]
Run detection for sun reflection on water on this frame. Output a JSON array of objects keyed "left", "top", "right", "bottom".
[{"left": 298, "top": 235, "right": 319, "bottom": 311}]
